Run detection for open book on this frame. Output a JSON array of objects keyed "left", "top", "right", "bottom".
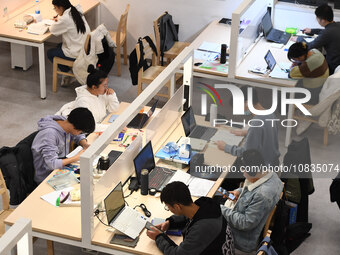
[{"left": 27, "top": 22, "right": 49, "bottom": 35}]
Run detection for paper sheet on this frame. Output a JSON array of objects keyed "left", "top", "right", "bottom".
[
  {"left": 41, "top": 187, "right": 74, "bottom": 207},
  {"left": 209, "top": 130, "right": 243, "bottom": 146},
  {"left": 194, "top": 50, "right": 219, "bottom": 61},
  {"left": 66, "top": 146, "right": 83, "bottom": 158},
  {"left": 198, "top": 41, "right": 220, "bottom": 53}
]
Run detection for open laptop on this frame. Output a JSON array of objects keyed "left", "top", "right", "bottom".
[
  {"left": 264, "top": 50, "right": 290, "bottom": 79},
  {"left": 127, "top": 100, "right": 159, "bottom": 129},
  {"left": 262, "top": 11, "right": 291, "bottom": 45},
  {"left": 104, "top": 182, "right": 147, "bottom": 239},
  {"left": 134, "top": 141, "right": 175, "bottom": 192},
  {"left": 181, "top": 106, "right": 217, "bottom": 141}
]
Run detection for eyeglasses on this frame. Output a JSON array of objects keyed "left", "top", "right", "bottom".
[{"left": 164, "top": 205, "right": 169, "bottom": 211}]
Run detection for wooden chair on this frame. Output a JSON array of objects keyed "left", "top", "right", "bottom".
[
  {"left": 52, "top": 34, "right": 90, "bottom": 93},
  {"left": 109, "top": 4, "right": 130, "bottom": 76},
  {"left": 136, "top": 36, "right": 181, "bottom": 100},
  {"left": 0, "top": 168, "right": 54, "bottom": 255},
  {"left": 257, "top": 230, "right": 273, "bottom": 255},
  {"left": 153, "top": 12, "right": 190, "bottom": 65},
  {"left": 292, "top": 104, "right": 328, "bottom": 146}
]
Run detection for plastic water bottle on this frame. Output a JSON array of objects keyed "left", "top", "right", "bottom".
[{"left": 35, "top": 0, "right": 40, "bottom": 14}]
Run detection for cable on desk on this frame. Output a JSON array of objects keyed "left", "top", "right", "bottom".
[
  {"left": 124, "top": 190, "right": 133, "bottom": 199},
  {"left": 94, "top": 209, "right": 111, "bottom": 227}
]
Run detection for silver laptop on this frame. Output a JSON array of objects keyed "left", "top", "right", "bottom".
[{"left": 104, "top": 182, "right": 147, "bottom": 239}]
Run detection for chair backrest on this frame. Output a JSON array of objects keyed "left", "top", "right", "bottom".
[
  {"left": 153, "top": 12, "right": 166, "bottom": 65},
  {"left": 116, "top": 4, "right": 130, "bottom": 43},
  {"left": 0, "top": 169, "right": 10, "bottom": 211}
]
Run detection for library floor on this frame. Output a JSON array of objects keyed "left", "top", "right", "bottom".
[{"left": 0, "top": 42, "right": 339, "bottom": 255}]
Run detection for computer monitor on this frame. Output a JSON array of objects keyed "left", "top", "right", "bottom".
[
  {"left": 264, "top": 50, "right": 276, "bottom": 71},
  {"left": 261, "top": 11, "right": 273, "bottom": 37},
  {"left": 104, "top": 182, "right": 125, "bottom": 225},
  {"left": 133, "top": 141, "right": 155, "bottom": 184}
]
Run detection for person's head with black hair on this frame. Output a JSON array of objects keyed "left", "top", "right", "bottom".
[
  {"left": 241, "top": 149, "right": 266, "bottom": 181},
  {"left": 52, "top": 0, "right": 86, "bottom": 34},
  {"left": 160, "top": 181, "right": 194, "bottom": 216},
  {"left": 67, "top": 107, "right": 95, "bottom": 134},
  {"left": 86, "top": 65, "right": 109, "bottom": 96},
  {"left": 315, "top": 4, "right": 334, "bottom": 24},
  {"left": 288, "top": 42, "right": 309, "bottom": 63}
]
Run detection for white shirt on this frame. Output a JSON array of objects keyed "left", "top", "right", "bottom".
[
  {"left": 74, "top": 85, "right": 120, "bottom": 123},
  {"left": 50, "top": 5, "right": 90, "bottom": 58}
]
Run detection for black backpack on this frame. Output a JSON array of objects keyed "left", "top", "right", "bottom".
[
  {"left": 97, "top": 37, "right": 116, "bottom": 74},
  {"left": 128, "top": 36, "right": 157, "bottom": 85},
  {"left": 159, "top": 12, "right": 179, "bottom": 65}
]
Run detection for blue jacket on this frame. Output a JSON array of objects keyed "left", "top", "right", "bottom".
[
  {"left": 221, "top": 172, "right": 282, "bottom": 252},
  {"left": 31, "top": 115, "right": 85, "bottom": 183}
]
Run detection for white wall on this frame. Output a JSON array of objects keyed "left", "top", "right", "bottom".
[{"left": 100, "top": 0, "right": 241, "bottom": 52}]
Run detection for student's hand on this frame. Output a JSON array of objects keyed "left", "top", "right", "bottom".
[
  {"left": 302, "top": 28, "right": 311, "bottom": 34},
  {"left": 215, "top": 141, "right": 226, "bottom": 151},
  {"left": 79, "top": 139, "right": 90, "bottom": 149},
  {"left": 229, "top": 190, "right": 240, "bottom": 201},
  {"left": 146, "top": 226, "right": 163, "bottom": 240},
  {"left": 157, "top": 221, "right": 170, "bottom": 232},
  {"left": 106, "top": 88, "right": 115, "bottom": 95},
  {"left": 230, "top": 129, "right": 247, "bottom": 136},
  {"left": 52, "top": 16, "right": 58, "bottom": 22}
]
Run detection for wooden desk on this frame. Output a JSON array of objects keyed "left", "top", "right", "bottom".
[
  {"left": 0, "top": 0, "right": 100, "bottom": 99},
  {"left": 5, "top": 104, "right": 236, "bottom": 255}
]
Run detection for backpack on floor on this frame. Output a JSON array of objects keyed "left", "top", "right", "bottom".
[{"left": 129, "top": 36, "right": 157, "bottom": 85}]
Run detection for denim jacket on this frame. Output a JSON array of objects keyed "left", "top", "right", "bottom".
[{"left": 220, "top": 172, "right": 282, "bottom": 252}]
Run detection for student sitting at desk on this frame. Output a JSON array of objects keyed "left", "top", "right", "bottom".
[
  {"left": 47, "top": 0, "right": 90, "bottom": 85},
  {"left": 56, "top": 65, "right": 120, "bottom": 123},
  {"left": 31, "top": 107, "right": 95, "bottom": 184},
  {"left": 146, "top": 181, "right": 234, "bottom": 255},
  {"left": 298, "top": 4, "right": 340, "bottom": 74},
  {"left": 288, "top": 42, "right": 329, "bottom": 105},
  {"left": 220, "top": 149, "right": 282, "bottom": 254}
]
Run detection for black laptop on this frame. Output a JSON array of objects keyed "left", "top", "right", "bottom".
[
  {"left": 133, "top": 141, "right": 175, "bottom": 191},
  {"left": 181, "top": 106, "right": 217, "bottom": 141},
  {"left": 262, "top": 11, "right": 291, "bottom": 45},
  {"left": 127, "top": 100, "right": 158, "bottom": 129}
]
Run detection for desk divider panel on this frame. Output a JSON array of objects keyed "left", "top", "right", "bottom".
[{"left": 145, "top": 86, "right": 184, "bottom": 150}]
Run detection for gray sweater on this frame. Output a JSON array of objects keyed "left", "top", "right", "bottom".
[
  {"left": 224, "top": 113, "right": 280, "bottom": 166},
  {"left": 308, "top": 22, "right": 340, "bottom": 72}
]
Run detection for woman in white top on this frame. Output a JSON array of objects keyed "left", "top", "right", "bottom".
[
  {"left": 73, "top": 65, "right": 120, "bottom": 123},
  {"left": 47, "top": 0, "right": 90, "bottom": 73}
]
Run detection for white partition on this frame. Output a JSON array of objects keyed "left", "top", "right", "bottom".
[
  {"left": 0, "top": 218, "right": 33, "bottom": 255},
  {"left": 79, "top": 46, "right": 194, "bottom": 249}
]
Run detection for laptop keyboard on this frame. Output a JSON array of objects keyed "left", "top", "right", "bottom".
[
  {"left": 113, "top": 208, "right": 143, "bottom": 233},
  {"left": 149, "top": 167, "right": 174, "bottom": 190},
  {"left": 190, "top": 126, "right": 217, "bottom": 141}
]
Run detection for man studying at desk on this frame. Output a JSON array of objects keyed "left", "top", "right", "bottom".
[
  {"left": 297, "top": 4, "right": 340, "bottom": 74},
  {"left": 146, "top": 181, "right": 234, "bottom": 255}
]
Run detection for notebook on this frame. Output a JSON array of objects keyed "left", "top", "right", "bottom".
[
  {"left": 104, "top": 182, "right": 147, "bottom": 239},
  {"left": 27, "top": 22, "right": 49, "bottom": 35}
]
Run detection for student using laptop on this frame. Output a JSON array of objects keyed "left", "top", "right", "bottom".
[
  {"left": 288, "top": 42, "right": 329, "bottom": 105},
  {"left": 215, "top": 86, "right": 280, "bottom": 190},
  {"left": 298, "top": 4, "right": 340, "bottom": 74},
  {"left": 146, "top": 181, "right": 234, "bottom": 255}
]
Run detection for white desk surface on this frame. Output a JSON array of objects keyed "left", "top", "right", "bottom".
[
  {"left": 190, "top": 20, "right": 231, "bottom": 77},
  {"left": 235, "top": 38, "right": 297, "bottom": 88},
  {"left": 5, "top": 103, "right": 236, "bottom": 255},
  {"left": 0, "top": 0, "right": 99, "bottom": 43}
]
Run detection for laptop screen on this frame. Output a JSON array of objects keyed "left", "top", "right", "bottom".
[
  {"left": 261, "top": 11, "right": 272, "bottom": 37},
  {"left": 133, "top": 141, "right": 155, "bottom": 184},
  {"left": 181, "top": 107, "right": 197, "bottom": 137},
  {"left": 264, "top": 50, "right": 276, "bottom": 71},
  {"left": 104, "top": 182, "right": 125, "bottom": 225}
]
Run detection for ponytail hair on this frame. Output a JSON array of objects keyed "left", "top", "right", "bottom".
[
  {"left": 86, "top": 65, "right": 108, "bottom": 88},
  {"left": 287, "top": 42, "right": 308, "bottom": 61},
  {"left": 52, "top": 0, "right": 86, "bottom": 34}
]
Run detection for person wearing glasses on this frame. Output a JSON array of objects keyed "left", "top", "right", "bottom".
[
  {"left": 288, "top": 42, "right": 329, "bottom": 105},
  {"left": 146, "top": 181, "right": 235, "bottom": 255},
  {"left": 47, "top": 0, "right": 90, "bottom": 85},
  {"left": 220, "top": 149, "right": 282, "bottom": 254},
  {"left": 31, "top": 108, "right": 95, "bottom": 184}
]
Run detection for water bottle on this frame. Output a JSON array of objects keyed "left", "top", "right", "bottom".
[{"left": 35, "top": 0, "right": 40, "bottom": 14}]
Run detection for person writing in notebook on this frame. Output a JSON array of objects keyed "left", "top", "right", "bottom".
[
  {"left": 31, "top": 108, "right": 95, "bottom": 184},
  {"left": 47, "top": 0, "right": 90, "bottom": 85},
  {"left": 297, "top": 4, "right": 340, "bottom": 74},
  {"left": 146, "top": 181, "right": 234, "bottom": 255}
]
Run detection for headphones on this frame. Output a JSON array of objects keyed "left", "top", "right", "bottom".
[{"left": 162, "top": 142, "right": 179, "bottom": 154}]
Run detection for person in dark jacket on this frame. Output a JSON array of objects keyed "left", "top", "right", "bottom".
[
  {"left": 146, "top": 181, "right": 234, "bottom": 255},
  {"left": 299, "top": 4, "right": 340, "bottom": 74}
]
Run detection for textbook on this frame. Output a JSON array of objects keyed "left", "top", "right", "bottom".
[{"left": 27, "top": 22, "right": 49, "bottom": 35}]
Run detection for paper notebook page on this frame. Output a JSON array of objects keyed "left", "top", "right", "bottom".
[
  {"left": 188, "top": 177, "right": 215, "bottom": 197},
  {"left": 198, "top": 41, "right": 220, "bottom": 53},
  {"left": 210, "top": 130, "right": 243, "bottom": 146},
  {"left": 168, "top": 171, "right": 191, "bottom": 185},
  {"left": 66, "top": 146, "right": 82, "bottom": 158},
  {"left": 40, "top": 187, "right": 74, "bottom": 207}
]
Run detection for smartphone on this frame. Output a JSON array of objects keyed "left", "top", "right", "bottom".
[
  {"left": 217, "top": 187, "right": 236, "bottom": 200},
  {"left": 145, "top": 221, "right": 164, "bottom": 233}
]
